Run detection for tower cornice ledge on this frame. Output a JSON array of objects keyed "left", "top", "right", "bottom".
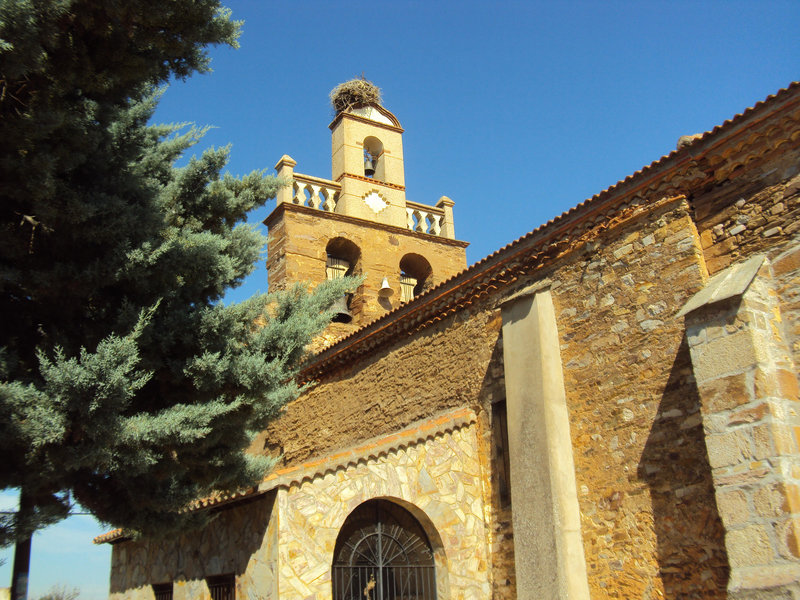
[
  {"left": 335, "top": 172, "right": 405, "bottom": 190},
  {"left": 328, "top": 110, "right": 404, "bottom": 133},
  {"left": 263, "top": 202, "right": 469, "bottom": 248}
]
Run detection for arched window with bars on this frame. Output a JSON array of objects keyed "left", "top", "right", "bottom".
[{"left": 332, "top": 500, "right": 437, "bottom": 600}]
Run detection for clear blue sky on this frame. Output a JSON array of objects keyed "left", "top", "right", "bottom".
[{"left": 2, "top": 1, "right": 798, "bottom": 597}]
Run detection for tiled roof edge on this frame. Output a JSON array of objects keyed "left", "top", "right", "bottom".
[
  {"left": 300, "top": 82, "right": 800, "bottom": 377},
  {"left": 93, "top": 486, "right": 261, "bottom": 544},
  {"left": 93, "top": 528, "right": 127, "bottom": 545}
]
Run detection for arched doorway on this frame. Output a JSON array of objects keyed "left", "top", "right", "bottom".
[{"left": 332, "top": 499, "right": 437, "bottom": 600}]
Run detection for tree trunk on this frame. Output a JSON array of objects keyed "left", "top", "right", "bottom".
[{"left": 10, "top": 490, "right": 33, "bottom": 600}]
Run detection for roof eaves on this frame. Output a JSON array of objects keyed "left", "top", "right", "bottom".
[{"left": 300, "top": 82, "right": 800, "bottom": 379}]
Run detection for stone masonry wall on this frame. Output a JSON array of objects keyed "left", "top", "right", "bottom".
[
  {"left": 773, "top": 237, "right": 800, "bottom": 373},
  {"left": 264, "top": 196, "right": 731, "bottom": 598},
  {"left": 260, "top": 290, "right": 514, "bottom": 596},
  {"left": 262, "top": 309, "right": 502, "bottom": 469},
  {"left": 109, "top": 495, "right": 278, "bottom": 600},
  {"left": 265, "top": 205, "right": 468, "bottom": 328},
  {"left": 694, "top": 144, "right": 800, "bottom": 366},
  {"left": 549, "top": 197, "right": 728, "bottom": 598},
  {"left": 694, "top": 144, "right": 800, "bottom": 276},
  {"left": 684, "top": 262, "right": 800, "bottom": 598}
]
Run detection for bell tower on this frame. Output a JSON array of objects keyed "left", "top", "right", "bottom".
[
  {"left": 329, "top": 103, "right": 407, "bottom": 227},
  {"left": 265, "top": 79, "right": 468, "bottom": 346}
]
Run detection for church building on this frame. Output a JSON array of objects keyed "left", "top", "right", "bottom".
[{"left": 98, "top": 81, "right": 800, "bottom": 600}]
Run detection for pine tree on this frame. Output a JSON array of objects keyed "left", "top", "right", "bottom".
[{"left": 0, "top": 0, "right": 353, "bottom": 547}]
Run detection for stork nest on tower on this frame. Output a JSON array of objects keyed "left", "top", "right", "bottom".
[{"left": 330, "top": 77, "right": 382, "bottom": 113}]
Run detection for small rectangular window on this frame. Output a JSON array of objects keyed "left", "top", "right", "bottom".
[
  {"left": 492, "top": 400, "right": 512, "bottom": 507},
  {"left": 152, "top": 583, "right": 172, "bottom": 600},
  {"left": 207, "top": 574, "right": 235, "bottom": 600}
]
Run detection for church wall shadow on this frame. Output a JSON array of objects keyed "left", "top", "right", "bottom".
[
  {"left": 638, "top": 336, "right": 729, "bottom": 598},
  {"left": 109, "top": 492, "right": 275, "bottom": 594}
]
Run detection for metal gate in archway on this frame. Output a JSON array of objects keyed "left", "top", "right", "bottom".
[{"left": 332, "top": 499, "right": 437, "bottom": 600}]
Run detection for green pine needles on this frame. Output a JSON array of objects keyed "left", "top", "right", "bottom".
[{"left": 0, "top": 0, "right": 355, "bottom": 543}]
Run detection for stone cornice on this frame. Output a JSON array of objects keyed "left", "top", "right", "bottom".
[
  {"left": 335, "top": 172, "right": 406, "bottom": 190},
  {"left": 263, "top": 202, "right": 469, "bottom": 249},
  {"left": 93, "top": 408, "right": 477, "bottom": 544},
  {"left": 299, "top": 82, "right": 800, "bottom": 383},
  {"left": 258, "top": 407, "right": 477, "bottom": 491},
  {"left": 328, "top": 107, "right": 404, "bottom": 133}
]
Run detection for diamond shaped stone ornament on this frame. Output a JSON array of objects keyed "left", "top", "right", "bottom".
[{"left": 363, "top": 191, "right": 387, "bottom": 213}]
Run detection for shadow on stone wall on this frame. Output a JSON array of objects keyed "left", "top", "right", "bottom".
[
  {"left": 110, "top": 493, "right": 275, "bottom": 594},
  {"left": 478, "top": 337, "right": 517, "bottom": 600},
  {"left": 638, "top": 337, "right": 729, "bottom": 598}
]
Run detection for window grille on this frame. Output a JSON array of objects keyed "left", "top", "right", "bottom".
[
  {"left": 333, "top": 500, "right": 437, "bottom": 600},
  {"left": 400, "top": 275, "right": 417, "bottom": 303},
  {"left": 326, "top": 256, "right": 350, "bottom": 280},
  {"left": 206, "top": 574, "right": 235, "bottom": 600},
  {"left": 152, "top": 583, "right": 172, "bottom": 600}
]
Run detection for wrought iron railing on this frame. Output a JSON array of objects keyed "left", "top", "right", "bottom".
[
  {"left": 333, "top": 565, "right": 436, "bottom": 600},
  {"left": 207, "top": 574, "right": 235, "bottom": 600}
]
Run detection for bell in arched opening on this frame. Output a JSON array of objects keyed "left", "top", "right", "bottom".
[
  {"left": 364, "top": 148, "right": 376, "bottom": 177},
  {"left": 326, "top": 256, "right": 350, "bottom": 280},
  {"left": 326, "top": 255, "right": 353, "bottom": 323}
]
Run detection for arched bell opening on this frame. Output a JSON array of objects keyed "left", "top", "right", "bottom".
[
  {"left": 363, "top": 136, "right": 385, "bottom": 181},
  {"left": 399, "top": 254, "right": 433, "bottom": 303},
  {"left": 331, "top": 498, "right": 446, "bottom": 600},
  {"left": 326, "top": 237, "right": 361, "bottom": 323}
]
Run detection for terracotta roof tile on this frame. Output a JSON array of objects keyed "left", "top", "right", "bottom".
[{"left": 301, "top": 82, "right": 800, "bottom": 378}]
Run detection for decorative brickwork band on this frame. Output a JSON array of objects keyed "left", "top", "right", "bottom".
[{"left": 682, "top": 255, "right": 800, "bottom": 599}]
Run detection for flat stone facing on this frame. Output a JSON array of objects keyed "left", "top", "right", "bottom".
[
  {"left": 275, "top": 421, "right": 491, "bottom": 599},
  {"left": 108, "top": 495, "right": 279, "bottom": 600},
  {"left": 108, "top": 418, "right": 492, "bottom": 600}
]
